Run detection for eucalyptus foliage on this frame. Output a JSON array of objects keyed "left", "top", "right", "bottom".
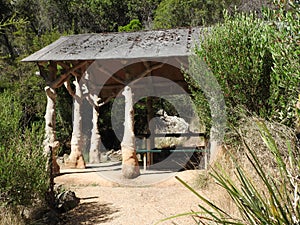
[{"left": 189, "top": 2, "right": 299, "bottom": 127}]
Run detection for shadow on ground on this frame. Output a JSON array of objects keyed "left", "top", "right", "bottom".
[{"left": 60, "top": 202, "right": 119, "bottom": 225}]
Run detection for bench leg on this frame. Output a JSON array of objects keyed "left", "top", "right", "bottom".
[
  {"left": 146, "top": 152, "right": 151, "bottom": 168},
  {"left": 143, "top": 153, "right": 147, "bottom": 171}
]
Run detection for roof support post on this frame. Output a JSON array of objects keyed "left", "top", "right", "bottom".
[
  {"left": 65, "top": 75, "right": 86, "bottom": 169},
  {"left": 42, "top": 62, "right": 60, "bottom": 175},
  {"left": 89, "top": 104, "right": 101, "bottom": 163},
  {"left": 81, "top": 70, "right": 104, "bottom": 164},
  {"left": 44, "top": 86, "right": 60, "bottom": 175},
  {"left": 121, "top": 86, "right": 140, "bottom": 178}
]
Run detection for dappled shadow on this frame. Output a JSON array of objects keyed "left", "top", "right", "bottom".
[{"left": 60, "top": 202, "right": 119, "bottom": 225}]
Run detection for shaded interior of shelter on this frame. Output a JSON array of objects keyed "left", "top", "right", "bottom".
[
  {"left": 82, "top": 57, "right": 207, "bottom": 170},
  {"left": 86, "top": 57, "right": 190, "bottom": 100}
]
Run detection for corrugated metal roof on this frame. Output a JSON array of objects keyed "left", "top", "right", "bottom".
[{"left": 22, "top": 27, "right": 203, "bottom": 62}]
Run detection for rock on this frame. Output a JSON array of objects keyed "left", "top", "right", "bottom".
[
  {"left": 107, "top": 149, "right": 122, "bottom": 162},
  {"left": 55, "top": 191, "right": 80, "bottom": 213},
  {"left": 99, "top": 149, "right": 122, "bottom": 162},
  {"left": 155, "top": 109, "right": 189, "bottom": 133},
  {"left": 153, "top": 110, "right": 189, "bottom": 148}
]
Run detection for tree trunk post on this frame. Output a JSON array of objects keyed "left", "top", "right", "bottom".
[
  {"left": 121, "top": 86, "right": 140, "bottom": 178},
  {"left": 89, "top": 101, "right": 101, "bottom": 163},
  {"left": 44, "top": 86, "right": 60, "bottom": 175},
  {"left": 65, "top": 76, "right": 86, "bottom": 169}
]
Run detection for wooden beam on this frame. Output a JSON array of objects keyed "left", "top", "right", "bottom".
[
  {"left": 99, "top": 80, "right": 187, "bottom": 90},
  {"left": 129, "top": 63, "right": 164, "bottom": 85},
  {"left": 48, "top": 61, "right": 92, "bottom": 89},
  {"left": 97, "top": 66, "right": 125, "bottom": 85}
]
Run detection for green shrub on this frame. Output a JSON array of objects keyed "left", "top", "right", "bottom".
[
  {"left": 0, "top": 91, "right": 48, "bottom": 207},
  {"left": 118, "top": 19, "right": 142, "bottom": 32},
  {"left": 267, "top": 2, "right": 300, "bottom": 126},
  {"left": 0, "top": 126, "right": 48, "bottom": 207},
  {"left": 193, "top": 12, "right": 273, "bottom": 125},
  {"left": 188, "top": 3, "right": 299, "bottom": 127},
  {"left": 0, "top": 91, "right": 22, "bottom": 144}
]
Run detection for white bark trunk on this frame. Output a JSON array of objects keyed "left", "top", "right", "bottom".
[
  {"left": 65, "top": 77, "right": 86, "bottom": 168},
  {"left": 44, "top": 86, "right": 60, "bottom": 175},
  {"left": 121, "top": 86, "right": 140, "bottom": 178},
  {"left": 82, "top": 71, "right": 102, "bottom": 164},
  {"left": 89, "top": 103, "right": 101, "bottom": 163}
]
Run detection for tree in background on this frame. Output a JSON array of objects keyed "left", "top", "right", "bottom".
[
  {"left": 153, "top": 0, "right": 272, "bottom": 29},
  {"left": 153, "top": 0, "right": 235, "bottom": 29},
  {"left": 126, "top": 0, "right": 162, "bottom": 29},
  {"left": 118, "top": 19, "right": 142, "bottom": 32}
]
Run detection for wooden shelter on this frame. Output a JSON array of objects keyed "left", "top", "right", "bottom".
[{"left": 22, "top": 27, "right": 203, "bottom": 178}]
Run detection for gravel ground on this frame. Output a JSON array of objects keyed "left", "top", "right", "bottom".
[{"left": 55, "top": 163, "right": 203, "bottom": 225}]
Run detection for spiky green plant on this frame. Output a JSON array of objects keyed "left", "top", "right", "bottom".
[{"left": 157, "top": 121, "right": 299, "bottom": 224}]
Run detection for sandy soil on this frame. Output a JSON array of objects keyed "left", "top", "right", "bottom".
[{"left": 54, "top": 163, "right": 205, "bottom": 225}]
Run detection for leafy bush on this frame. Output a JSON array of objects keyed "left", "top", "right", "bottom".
[
  {"left": 118, "top": 19, "right": 142, "bottom": 32},
  {"left": 267, "top": 2, "right": 300, "bottom": 126},
  {"left": 0, "top": 91, "right": 48, "bottom": 207},
  {"left": 193, "top": 12, "right": 273, "bottom": 125},
  {"left": 0, "top": 127, "right": 48, "bottom": 207},
  {"left": 0, "top": 91, "right": 22, "bottom": 144},
  {"left": 189, "top": 3, "right": 299, "bottom": 127}
]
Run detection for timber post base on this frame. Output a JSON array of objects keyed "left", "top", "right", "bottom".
[
  {"left": 121, "top": 146, "right": 140, "bottom": 179},
  {"left": 64, "top": 153, "right": 86, "bottom": 169}
]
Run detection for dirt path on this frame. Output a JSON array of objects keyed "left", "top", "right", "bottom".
[{"left": 54, "top": 163, "right": 204, "bottom": 225}]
